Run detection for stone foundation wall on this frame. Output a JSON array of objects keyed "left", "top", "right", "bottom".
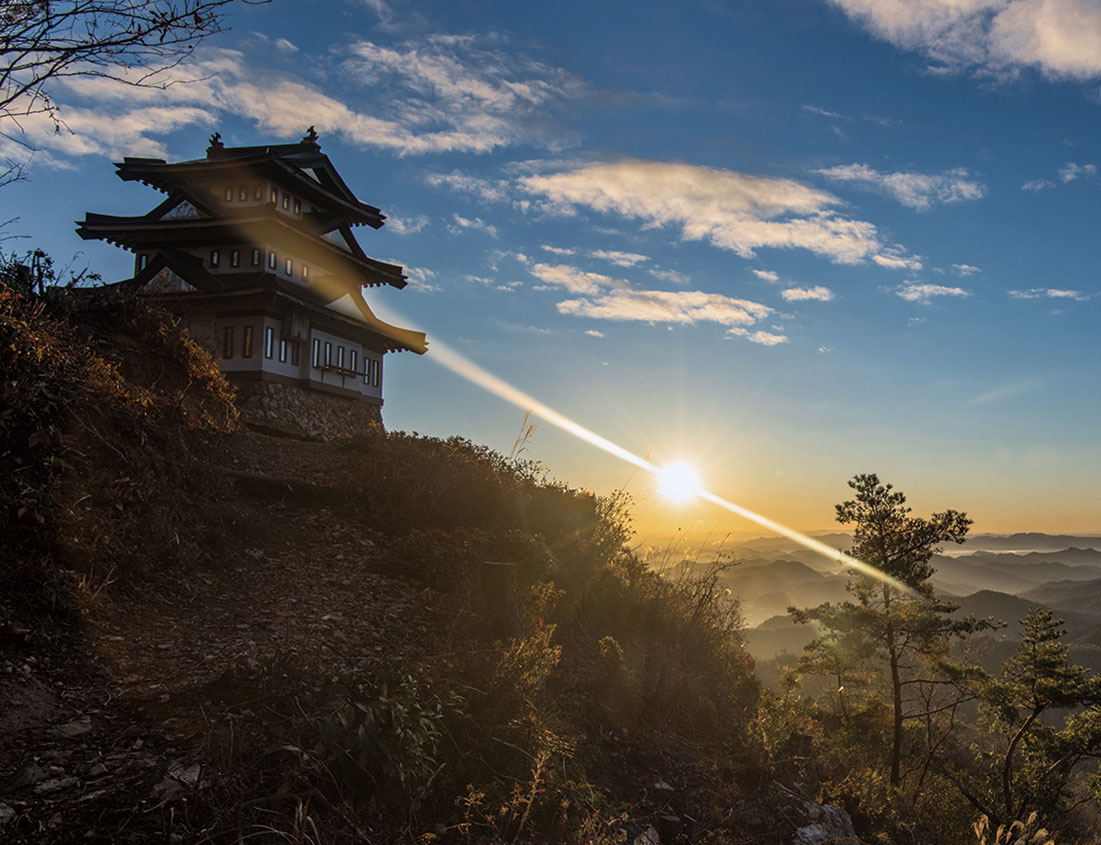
[{"left": 234, "top": 380, "right": 382, "bottom": 440}]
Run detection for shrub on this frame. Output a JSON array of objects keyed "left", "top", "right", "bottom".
[
  {"left": 289, "top": 673, "right": 456, "bottom": 805},
  {"left": 0, "top": 251, "right": 238, "bottom": 608}
]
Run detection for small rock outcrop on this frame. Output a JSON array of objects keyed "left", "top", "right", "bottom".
[{"left": 792, "top": 800, "right": 859, "bottom": 844}]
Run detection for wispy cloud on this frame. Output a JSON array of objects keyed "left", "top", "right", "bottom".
[
  {"left": 966, "top": 377, "right": 1045, "bottom": 406},
  {"left": 449, "top": 214, "right": 499, "bottom": 237},
  {"left": 828, "top": 0, "right": 1101, "bottom": 81},
  {"left": 816, "top": 162, "right": 985, "bottom": 210},
  {"left": 386, "top": 213, "right": 430, "bottom": 234},
  {"left": 536, "top": 245, "right": 649, "bottom": 267},
  {"left": 585, "top": 329, "right": 605, "bottom": 337},
  {"left": 802, "top": 104, "right": 845, "bottom": 119},
  {"left": 649, "top": 268, "right": 690, "bottom": 285},
  {"left": 518, "top": 158, "right": 887, "bottom": 265},
  {"left": 337, "top": 34, "right": 587, "bottom": 153},
  {"left": 486, "top": 249, "right": 530, "bottom": 271},
  {"left": 8, "top": 33, "right": 591, "bottom": 167},
  {"left": 1021, "top": 178, "right": 1055, "bottom": 191},
  {"left": 782, "top": 285, "right": 835, "bottom": 302},
  {"left": 530, "top": 263, "right": 618, "bottom": 295},
  {"left": 361, "top": 0, "right": 397, "bottom": 28},
  {"left": 1009, "top": 288, "right": 1089, "bottom": 301},
  {"left": 752, "top": 269, "right": 780, "bottom": 282},
  {"left": 558, "top": 288, "right": 774, "bottom": 333},
  {"left": 533, "top": 262, "right": 781, "bottom": 343},
  {"left": 1020, "top": 163, "right": 1095, "bottom": 192},
  {"left": 591, "top": 249, "right": 649, "bottom": 267},
  {"left": 896, "top": 282, "right": 971, "bottom": 303},
  {"left": 873, "top": 245, "right": 924, "bottom": 271},
  {"left": 728, "top": 328, "right": 790, "bottom": 346},
  {"left": 1058, "top": 162, "right": 1098, "bottom": 183},
  {"left": 495, "top": 319, "right": 554, "bottom": 335},
  {"left": 426, "top": 171, "right": 511, "bottom": 202},
  {"left": 952, "top": 263, "right": 981, "bottom": 276},
  {"left": 801, "top": 104, "right": 896, "bottom": 125}
]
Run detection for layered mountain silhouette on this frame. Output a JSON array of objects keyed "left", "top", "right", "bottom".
[{"left": 679, "top": 534, "right": 1101, "bottom": 675}]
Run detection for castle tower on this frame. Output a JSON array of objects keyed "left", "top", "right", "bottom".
[{"left": 77, "top": 129, "right": 427, "bottom": 438}]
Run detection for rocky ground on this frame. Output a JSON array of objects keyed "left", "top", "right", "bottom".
[{"left": 0, "top": 430, "right": 433, "bottom": 843}]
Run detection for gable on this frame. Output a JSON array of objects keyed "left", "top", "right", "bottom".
[
  {"left": 322, "top": 229, "right": 356, "bottom": 253},
  {"left": 159, "top": 199, "right": 206, "bottom": 221},
  {"left": 140, "top": 267, "right": 199, "bottom": 294}
]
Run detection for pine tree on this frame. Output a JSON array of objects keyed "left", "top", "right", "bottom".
[
  {"left": 793, "top": 473, "right": 989, "bottom": 789},
  {"left": 977, "top": 608, "right": 1101, "bottom": 826}
]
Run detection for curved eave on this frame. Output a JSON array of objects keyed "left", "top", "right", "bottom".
[
  {"left": 348, "top": 292, "right": 427, "bottom": 355},
  {"left": 114, "top": 156, "right": 386, "bottom": 229},
  {"left": 75, "top": 213, "right": 407, "bottom": 289}
]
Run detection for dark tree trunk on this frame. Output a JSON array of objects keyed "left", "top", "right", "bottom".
[{"left": 889, "top": 643, "right": 903, "bottom": 788}]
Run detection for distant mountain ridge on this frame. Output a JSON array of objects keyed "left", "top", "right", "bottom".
[
  {"left": 1023, "top": 578, "right": 1101, "bottom": 618},
  {"left": 930, "top": 550, "right": 1101, "bottom": 597},
  {"left": 970, "top": 547, "right": 1101, "bottom": 565},
  {"left": 725, "top": 535, "right": 1101, "bottom": 672},
  {"left": 958, "top": 533, "right": 1101, "bottom": 552}
]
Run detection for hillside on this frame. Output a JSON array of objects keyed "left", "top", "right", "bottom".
[
  {"left": 711, "top": 560, "right": 850, "bottom": 626},
  {"left": 6, "top": 273, "right": 1101, "bottom": 844},
  {"left": 1024, "top": 578, "right": 1101, "bottom": 617},
  {"left": 0, "top": 278, "right": 804, "bottom": 843}
]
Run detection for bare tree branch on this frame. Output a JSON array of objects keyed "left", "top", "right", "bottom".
[{"left": 1, "top": 0, "right": 266, "bottom": 126}]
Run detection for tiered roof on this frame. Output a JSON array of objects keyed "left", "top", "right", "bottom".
[{"left": 76, "top": 129, "right": 427, "bottom": 355}]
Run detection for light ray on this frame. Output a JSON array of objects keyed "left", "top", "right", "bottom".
[
  {"left": 427, "top": 337, "right": 656, "bottom": 474},
  {"left": 378, "top": 313, "right": 906, "bottom": 591}
]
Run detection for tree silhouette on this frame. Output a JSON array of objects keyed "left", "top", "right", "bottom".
[
  {"left": 1, "top": 1, "right": 262, "bottom": 127},
  {"left": 793, "top": 473, "right": 989, "bottom": 790},
  {"left": 975, "top": 608, "right": 1101, "bottom": 826}
]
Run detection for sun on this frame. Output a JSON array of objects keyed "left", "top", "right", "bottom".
[{"left": 656, "top": 461, "right": 703, "bottom": 503}]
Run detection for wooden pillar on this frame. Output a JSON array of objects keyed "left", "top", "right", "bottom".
[{"left": 480, "top": 561, "right": 522, "bottom": 640}]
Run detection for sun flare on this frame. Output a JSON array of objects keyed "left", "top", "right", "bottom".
[{"left": 657, "top": 461, "right": 703, "bottom": 503}]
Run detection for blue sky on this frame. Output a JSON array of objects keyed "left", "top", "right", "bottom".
[{"left": 5, "top": 0, "right": 1100, "bottom": 539}]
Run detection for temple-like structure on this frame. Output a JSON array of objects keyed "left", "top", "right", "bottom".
[{"left": 77, "top": 129, "right": 427, "bottom": 438}]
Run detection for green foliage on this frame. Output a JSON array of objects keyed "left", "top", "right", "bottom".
[
  {"left": 837, "top": 472, "right": 972, "bottom": 590},
  {"left": 793, "top": 473, "right": 991, "bottom": 796},
  {"left": 341, "top": 429, "right": 763, "bottom": 839},
  {"left": 967, "top": 609, "right": 1101, "bottom": 827},
  {"left": 289, "top": 673, "right": 455, "bottom": 803}
]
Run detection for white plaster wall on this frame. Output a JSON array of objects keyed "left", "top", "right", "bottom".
[
  {"left": 213, "top": 314, "right": 382, "bottom": 400},
  {"left": 215, "top": 316, "right": 265, "bottom": 373},
  {"left": 306, "top": 324, "right": 382, "bottom": 400}
]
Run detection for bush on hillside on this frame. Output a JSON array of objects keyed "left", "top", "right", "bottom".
[
  {"left": 0, "top": 250, "right": 238, "bottom": 611},
  {"left": 313, "top": 427, "right": 765, "bottom": 840}
]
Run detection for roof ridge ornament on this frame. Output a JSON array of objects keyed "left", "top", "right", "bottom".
[
  {"left": 301, "top": 125, "right": 320, "bottom": 147},
  {"left": 206, "top": 132, "right": 225, "bottom": 158}
]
